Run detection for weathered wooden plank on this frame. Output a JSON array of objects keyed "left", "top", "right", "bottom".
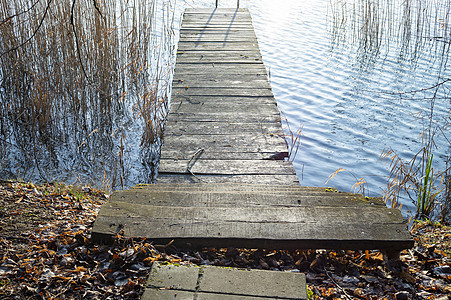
[
  {"left": 183, "top": 13, "right": 252, "bottom": 17},
  {"left": 162, "top": 134, "right": 287, "bottom": 159},
  {"left": 180, "top": 28, "right": 255, "bottom": 33},
  {"left": 173, "top": 79, "right": 270, "bottom": 88},
  {"left": 170, "top": 95, "right": 274, "bottom": 104},
  {"left": 176, "top": 51, "right": 262, "bottom": 63},
  {"left": 169, "top": 100, "right": 277, "bottom": 114},
  {"left": 111, "top": 189, "right": 385, "bottom": 208},
  {"left": 162, "top": 133, "right": 285, "bottom": 150},
  {"left": 96, "top": 205, "right": 404, "bottom": 229},
  {"left": 165, "top": 112, "right": 280, "bottom": 123},
  {"left": 175, "top": 63, "right": 266, "bottom": 69},
  {"left": 180, "top": 31, "right": 256, "bottom": 37},
  {"left": 91, "top": 204, "right": 412, "bottom": 250},
  {"left": 181, "top": 24, "right": 254, "bottom": 29},
  {"left": 172, "top": 88, "right": 273, "bottom": 97},
  {"left": 182, "top": 19, "right": 252, "bottom": 24},
  {"left": 184, "top": 8, "right": 249, "bottom": 13},
  {"left": 180, "top": 27, "right": 254, "bottom": 32},
  {"left": 182, "top": 17, "right": 252, "bottom": 21},
  {"left": 173, "top": 73, "right": 268, "bottom": 82},
  {"left": 178, "top": 37, "right": 258, "bottom": 43},
  {"left": 183, "top": 15, "right": 252, "bottom": 21},
  {"left": 183, "top": 10, "right": 251, "bottom": 14},
  {"left": 179, "top": 35, "right": 257, "bottom": 41},
  {"left": 159, "top": 159, "right": 296, "bottom": 175},
  {"left": 157, "top": 174, "right": 300, "bottom": 185},
  {"left": 163, "top": 121, "right": 283, "bottom": 136},
  {"left": 176, "top": 50, "right": 261, "bottom": 56},
  {"left": 179, "top": 30, "right": 256, "bottom": 35},
  {"left": 131, "top": 183, "right": 344, "bottom": 193},
  {"left": 175, "top": 64, "right": 267, "bottom": 73},
  {"left": 177, "top": 42, "right": 259, "bottom": 51},
  {"left": 176, "top": 50, "right": 261, "bottom": 54},
  {"left": 175, "top": 58, "right": 263, "bottom": 64},
  {"left": 181, "top": 24, "right": 254, "bottom": 28},
  {"left": 174, "top": 69, "right": 268, "bottom": 77},
  {"left": 160, "top": 151, "right": 285, "bottom": 161}
]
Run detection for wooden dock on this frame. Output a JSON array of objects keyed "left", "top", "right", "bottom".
[
  {"left": 92, "top": 8, "right": 413, "bottom": 253},
  {"left": 158, "top": 7, "right": 298, "bottom": 185}
]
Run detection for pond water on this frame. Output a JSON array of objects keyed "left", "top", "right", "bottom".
[
  {"left": 0, "top": 0, "right": 449, "bottom": 216},
  {"left": 178, "top": 0, "right": 450, "bottom": 215}
]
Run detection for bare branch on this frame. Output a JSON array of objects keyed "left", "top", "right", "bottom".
[
  {"left": 1, "top": 0, "right": 53, "bottom": 57},
  {"left": 70, "top": 0, "right": 91, "bottom": 83},
  {"left": 0, "top": 0, "right": 41, "bottom": 24}
]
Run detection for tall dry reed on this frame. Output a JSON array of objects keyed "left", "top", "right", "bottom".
[
  {"left": 328, "top": 0, "right": 451, "bottom": 220},
  {"left": 0, "top": 0, "right": 175, "bottom": 188}
]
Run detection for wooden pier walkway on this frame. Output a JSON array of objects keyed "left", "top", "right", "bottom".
[
  {"left": 158, "top": 8, "right": 298, "bottom": 185},
  {"left": 92, "top": 8, "right": 412, "bottom": 254}
]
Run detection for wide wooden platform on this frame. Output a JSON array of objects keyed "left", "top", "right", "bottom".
[
  {"left": 92, "top": 8, "right": 413, "bottom": 253},
  {"left": 92, "top": 183, "right": 412, "bottom": 250}
]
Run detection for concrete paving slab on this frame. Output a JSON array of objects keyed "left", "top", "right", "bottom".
[
  {"left": 199, "top": 266, "right": 307, "bottom": 299},
  {"left": 196, "top": 293, "right": 283, "bottom": 299},
  {"left": 144, "top": 262, "right": 307, "bottom": 299},
  {"left": 147, "top": 262, "right": 199, "bottom": 291},
  {"left": 141, "top": 289, "right": 195, "bottom": 300}
]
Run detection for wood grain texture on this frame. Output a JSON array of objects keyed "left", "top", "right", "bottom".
[
  {"left": 163, "top": 132, "right": 286, "bottom": 150},
  {"left": 112, "top": 188, "right": 386, "bottom": 208},
  {"left": 169, "top": 101, "right": 278, "bottom": 115},
  {"left": 92, "top": 9, "right": 413, "bottom": 253},
  {"left": 163, "top": 120, "right": 283, "bottom": 135},
  {"left": 172, "top": 87, "right": 274, "bottom": 97},
  {"left": 158, "top": 159, "right": 296, "bottom": 175},
  {"left": 174, "top": 64, "right": 268, "bottom": 74},
  {"left": 92, "top": 201, "right": 412, "bottom": 250},
  {"left": 172, "top": 79, "right": 270, "bottom": 88},
  {"left": 165, "top": 114, "right": 280, "bottom": 124},
  {"left": 156, "top": 174, "right": 301, "bottom": 185}
]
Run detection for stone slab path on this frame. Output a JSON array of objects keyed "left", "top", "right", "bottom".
[{"left": 142, "top": 262, "right": 307, "bottom": 300}]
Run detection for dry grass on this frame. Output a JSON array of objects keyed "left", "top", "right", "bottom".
[
  {"left": 0, "top": 0, "right": 175, "bottom": 188},
  {"left": 280, "top": 111, "right": 303, "bottom": 162},
  {"left": 325, "top": 168, "right": 368, "bottom": 196},
  {"left": 381, "top": 132, "right": 450, "bottom": 222}
]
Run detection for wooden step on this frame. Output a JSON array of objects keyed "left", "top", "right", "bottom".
[{"left": 92, "top": 183, "right": 413, "bottom": 251}]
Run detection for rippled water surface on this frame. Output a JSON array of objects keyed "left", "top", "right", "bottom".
[
  {"left": 1, "top": 0, "right": 449, "bottom": 215},
  {"left": 180, "top": 0, "right": 451, "bottom": 213}
]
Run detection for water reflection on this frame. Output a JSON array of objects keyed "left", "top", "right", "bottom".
[
  {"left": 325, "top": 0, "right": 451, "bottom": 210},
  {"left": 0, "top": 0, "right": 175, "bottom": 190},
  {"left": 227, "top": 0, "right": 451, "bottom": 214}
]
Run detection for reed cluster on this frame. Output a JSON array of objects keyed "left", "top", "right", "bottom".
[
  {"left": 328, "top": 0, "right": 451, "bottom": 221},
  {"left": 381, "top": 87, "right": 451, "bottom": 222},
  {"left": 0, "top": 0, "right": 175, "bottom": 189}
]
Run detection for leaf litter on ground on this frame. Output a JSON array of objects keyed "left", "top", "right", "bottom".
[{"left": 0, "top": 180, "right": 450, "bottom": 299}]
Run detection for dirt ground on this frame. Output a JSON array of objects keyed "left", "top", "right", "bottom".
[{"left": 0, "top": 179, "right": 450, "bottom": 299}]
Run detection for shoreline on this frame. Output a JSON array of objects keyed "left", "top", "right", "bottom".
[{"left": 0, "top": 180, "right": 449, "bottom": 299}]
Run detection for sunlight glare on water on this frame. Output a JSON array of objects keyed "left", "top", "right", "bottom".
[{"left": 179, "top": 0, "right": 451, "bottom": 215}]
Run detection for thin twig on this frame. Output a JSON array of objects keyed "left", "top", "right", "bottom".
[
  {"left": 369, "top": 78, "right": 450, "bottom": 96},
  {"left": 70, "top": 0, "right": 91, "bottom": 84},
  {"left": 0, "top": 0, "right": 41, "bottom": 24},
  {"left": 324, "top": 268, "right": 353, "bottom": 300},
  {"left": 92, "top": 0, "right": 104, "bottom": 19},
  {"left": 186, "top": 148, "right": 204, "bottom": 182},
  {"left": 186, "top": 148, "right": 204, "bottom": 173}
]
